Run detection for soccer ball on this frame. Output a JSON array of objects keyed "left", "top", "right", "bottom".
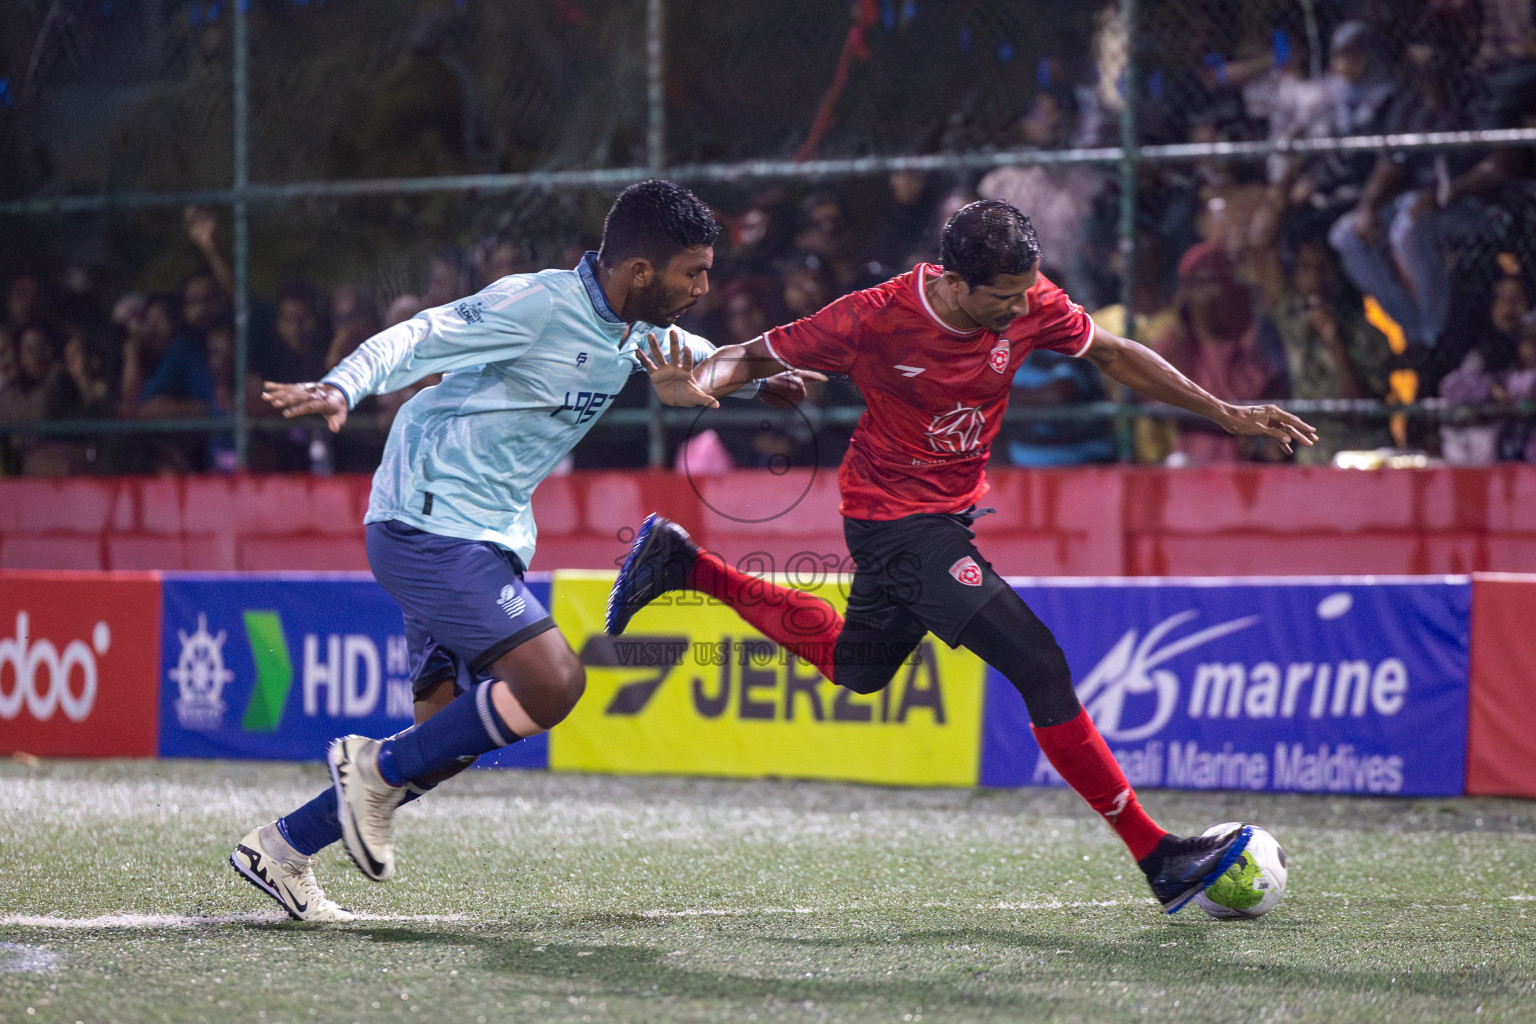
[{"left": 1193, "top": 822, "right": 1287, "bottom": 919}]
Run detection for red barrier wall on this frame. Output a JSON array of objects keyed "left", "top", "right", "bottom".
[
  {"left": 1465, "top": 573, "right": 1536, "bottom": 799},
  {"left": 2, "top": 465, "right": 1536, "bottom": 575}
]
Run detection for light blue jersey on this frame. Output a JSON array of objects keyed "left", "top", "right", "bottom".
[{"left": 322, "top": 252, "right": 742, "bottom": 567}]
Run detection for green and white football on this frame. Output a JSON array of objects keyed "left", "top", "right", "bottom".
[{"left": 1194, "top": 822, "right": 1287, "bottom": 920}]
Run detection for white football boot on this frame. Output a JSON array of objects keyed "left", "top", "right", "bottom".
[
  {"left": 329, "top": 734, "right": 407, "bottom": 882},
  {"left": 230, "top": 823, "right": 356, "bottom": 922}
]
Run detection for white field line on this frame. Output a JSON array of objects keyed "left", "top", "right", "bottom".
[
  {"left": 987, "top": 898, "right": 1149, "bottom": 911},
  {"left": 2, "top": 898, "right": 1146, "bottom": 930},
  {"left": 638, "top": 907, "right": 818, "bottom": 919},
  {"left": 639, "top": 897, "right": 1149, "bottom": 919},
  {"left": 0, "top": 912, "right": 470, "bottom": 929}
]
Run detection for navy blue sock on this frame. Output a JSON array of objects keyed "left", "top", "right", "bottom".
[
  {"left": 375, "top": 681, "right": 517, "bottom": 787},
  {"left": 275, "top": 771, "right": 458, "bottom": 857},
  {"left": 276, "top": 788, "right": 341, "bottom": 857}
]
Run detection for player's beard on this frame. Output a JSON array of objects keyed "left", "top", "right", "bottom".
[{"left": 632, "top": 279, "right": 694, "bottom": 326}]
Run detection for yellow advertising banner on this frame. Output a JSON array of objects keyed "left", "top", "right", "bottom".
[{"left": 548, "top": 571, "right": 987, "bottom": 786}]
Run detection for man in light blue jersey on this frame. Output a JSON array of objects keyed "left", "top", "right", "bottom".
[{"left": 228, "top": 180, "right": 818, "bottom": 921}]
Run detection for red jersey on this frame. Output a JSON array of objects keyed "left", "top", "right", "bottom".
[{"left": 763, "top": 264, "right": 1094, "bottom": 520}]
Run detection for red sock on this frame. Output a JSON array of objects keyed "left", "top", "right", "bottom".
[
  {"left": 689, "top": 550, "right": 843, "bottom": 680},
  {"left": 1031, "top": 708, "right": 1167, "bottom": 861}
]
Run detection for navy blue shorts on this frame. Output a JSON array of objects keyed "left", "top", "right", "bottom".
[{"left": 365, "top": 520, "right": 557, "bottom": 697}]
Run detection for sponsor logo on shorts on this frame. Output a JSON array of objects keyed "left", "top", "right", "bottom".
[
  {"left": 895, "top": 364, "right": 925, "bottom": 377},
  {"left": 987, "top": 343, "right": 1010, "bottom": 373},
  {"left": 948, "top": 556, "right": 983, "bottom": 587},
  {"left": 497, "top": 585, "right": 527, "bottom": 620}
]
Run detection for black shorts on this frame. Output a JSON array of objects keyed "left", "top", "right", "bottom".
[{"left": 842, "top": 509, "right": 1011, "bottom": 647}]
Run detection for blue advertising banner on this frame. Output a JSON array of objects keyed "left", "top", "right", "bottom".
[
  {"left": 981, "top": 578, "right": 1471, "bottom": 797},
  {"left": 158, "top": 573, "right": 550, "bottom": 769}
]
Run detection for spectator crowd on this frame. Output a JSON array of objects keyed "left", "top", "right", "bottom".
[{"left": 5, "top": 3, "right": 1536, "bottom": 476}]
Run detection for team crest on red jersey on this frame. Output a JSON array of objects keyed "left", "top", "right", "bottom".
[
  {"left": 949, "top": 556, "right": 983, "bottom": 586},
  {"left": 925, "top": 402, "right": 986, "bottom": 453},
  {"left": 987, "top": 342, "right": 1010, "bottom": 373}
]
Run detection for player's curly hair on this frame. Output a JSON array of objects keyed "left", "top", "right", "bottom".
[
  {"left": 940, "top": 200, "right": 1042, "bottom": 288},
  {"left": 598, "top": 179, "right": 721, "bottom": 270}
]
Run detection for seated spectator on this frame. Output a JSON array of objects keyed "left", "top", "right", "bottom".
[
  {"left": 1089, "top": 239, "right": 1179, "bottom": 464},
  {"left": 251, "top": 279, "right": 331, "bottom": 472},
  {"left": 728, "top": 189, "right": 794, "bottom": 277},
  {"left": 781, "top": 256, "right": 838, "bottom": 322},
  {"left": 61, "top": 323, "right": 112, "bottom": 420},
  {"left": 1498, "top": 310, "right": 1536, "bottom": 462},
  {"left": 423, "top": 249, "right": 472, "bottom": 307},
  {"left": 722, "top": 275, "right": 785, "bottom": 347},
  {"left": 1153, "top": 243, "right": 1286, "bottom": 463},
  {"left": 1259, "top": 234, "right": 1394, "bottom": 463},
  {"left": 203, "top": 323, "right": 239, "bottom": 474},
  {"left": 860, "top": 171, "right": 946, "bottom": 281},
  {"left": 118, "top": 293, "right": 214, "bottom": 421},
  {"left": 1439, "top": 269, "right": 1528, "bottom": 465},
  {"left": 1327, "top": 26, "right": 1494, "bottom": 352},
  {"left": 0, "top": 325, "right": 82, "bottom": 475},
  {"left": 471, "top": 234, "right": 533, "bottom": 289},
  {"left": 257, "top": 279, "right": 330, "bottom": 384},
  {"left": 0, "top": 326, "right": 16, "bottom": 394},
  {"left": 792, "top": 190, "right": 857, "bottom": 290},
  {"left": 1004, "top": 348, "right": 1117, "bottom": 467},
  {"left": 324, "top": 285, "right": 381, "bottom": 371},
  {"left": 6, "top": 274, "right": 53, "bottom": 336},
  {"left": 324, "top": 287, "right": 388, "bottom": 474},
  {"left": 979, "top": 91, "right": 1103, "bottom": 298}
]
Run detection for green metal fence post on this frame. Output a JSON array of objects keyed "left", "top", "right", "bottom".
[
  {"left": 1115, "top": 0, "right": 1139, "bottom": 462},
  {"left": 646, "top": 0, "right": 668, "bottom": 470},
  {"left": 232, "top": 0, "right": 251, "bottom": 470}
]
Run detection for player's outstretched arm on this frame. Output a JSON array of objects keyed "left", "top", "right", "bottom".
[
  {"left": 1083, "top": 326, "right": 1317, "bottom": 455},
  {"left": 693, "top": 337, "right": 826, "bottom": 403},
  {"left": 262, "top": 381, "right": 349, "bottom": 433}
]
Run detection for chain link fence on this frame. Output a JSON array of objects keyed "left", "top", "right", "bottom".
[{"left": 2, "top": 0, "right": 1535, "bottom": 475}]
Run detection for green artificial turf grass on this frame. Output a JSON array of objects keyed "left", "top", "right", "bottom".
[{"left": 2, "top": 760, "right": 1534, "bottom": 1023}]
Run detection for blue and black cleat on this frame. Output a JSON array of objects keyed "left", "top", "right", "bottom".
[
  {"left": 1140, "top": 823, "right": 1254, "bottom": 914},
  {"left": 606, "top": 513, "right": 702, "bottom": 636}
]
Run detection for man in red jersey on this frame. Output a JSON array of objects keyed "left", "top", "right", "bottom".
[{"left": 612, "top": 200, "right": 1317, "bottom": 914}]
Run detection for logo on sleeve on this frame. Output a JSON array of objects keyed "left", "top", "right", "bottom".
[
  {"left": 895, "top": 364, "right": 925, "bottom": 378},
  {"left": 455, "top": 300, "right": 484, "bottom": 324},
  {"left": 987, "top": 342, "right": 1010, "bottom": 373},
  {"left": 948, "top": 556, "right": 983, "bottom": 587}
]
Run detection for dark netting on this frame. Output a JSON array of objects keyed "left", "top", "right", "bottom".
[
  {"left": 250, "top": 0, "right": 649, "bottom": 183},
  {"left": 4, "top": 0, "right": 1536, "bottom": 475},
  {"left": 0, "top": 2, "right": 233, "bottom": 202},
  {"left": 668, "top": 0, "right": 1098, "bottom": 162}
]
